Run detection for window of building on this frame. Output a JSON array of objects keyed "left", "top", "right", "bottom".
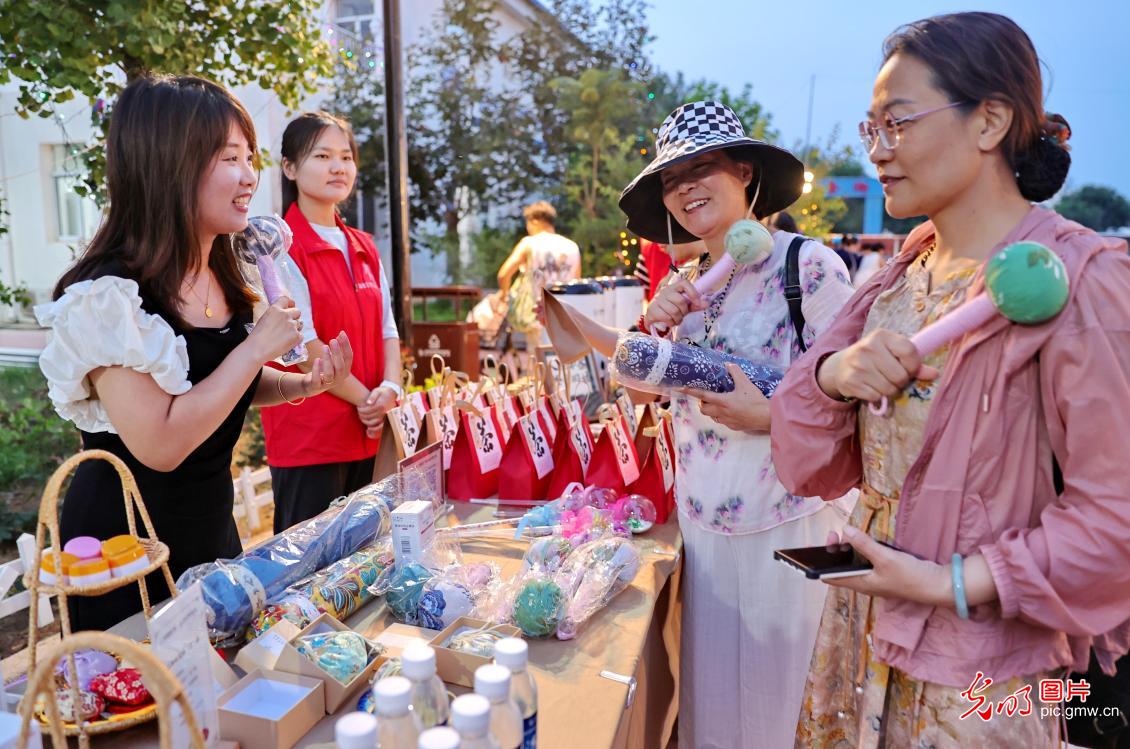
[
  {"left": 52, "top": 144, "right": 100, "bottom": 241},
  {"left": 336, "top": 0, "right": 375, "bottom": 18}
]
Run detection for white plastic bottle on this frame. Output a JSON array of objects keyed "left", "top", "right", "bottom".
[
  {"left": 493, "top": 638, "right": 537, "bottom": 749},
  {"left": 418, "top": 726, "right": 461, "bottom": 749},
  {"left": 473, "top": 664, "right": 522, "bottom": 749},
  {"left": 402, "top": 643, "right": 451, "bottom": 728},
  {"left": 374, "top": 676, "right": 423, "bottom": 749},
  {"left": 335, "top": 711, "right": 379, "bottom": 749},
  {"left": 451, "top": 694, "right": 500, "bottom": 749}
]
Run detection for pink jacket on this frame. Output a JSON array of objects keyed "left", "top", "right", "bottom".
[{"left": 770, "top": 207, "right": 1130, "bottom": 687}]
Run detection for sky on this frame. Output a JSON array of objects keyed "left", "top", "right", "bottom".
[{"left": 646, "top": 0, "right": 1130, "bottom": 198}]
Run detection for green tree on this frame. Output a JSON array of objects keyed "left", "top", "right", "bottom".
[
  {"left": 406, "top": 0, "right": 546, "bottom": 282},
  {"left": 1056, "top": 185, "right": 1130, "bottom": 232},
  {"left": 0, "top": 0, "right": 334, "bottom": 202},
  {"left": 507, "top": 0, "right": 653, "bottom": 184},
  {"left": 552, "top": 69, "right": 645, "bottom": 274}
]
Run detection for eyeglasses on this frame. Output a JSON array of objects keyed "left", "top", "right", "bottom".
[{"left": 858, "top": 101, "right": 970, "bottom": 152}]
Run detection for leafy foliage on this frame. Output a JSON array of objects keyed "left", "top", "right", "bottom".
[
  {"left": 0, "top": 0, "right": 335, "bottom": 202},
  {"left": 1056, "top": 185, "right": 1130, "bottom": 232}
]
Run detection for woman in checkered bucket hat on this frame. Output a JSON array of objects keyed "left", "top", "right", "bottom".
[{"left": 620, "top": 101, "right": 857, "bottom": 748}]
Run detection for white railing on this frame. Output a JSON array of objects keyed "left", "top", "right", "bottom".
[{"left": 233, "top": 466, "right": 273, "bottom": 537}]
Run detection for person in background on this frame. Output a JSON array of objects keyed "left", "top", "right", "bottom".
[
  {"left": 496, "top": 200, "right": 581, "bottom": 351},
  {"left": 260, "top": 111, "right": 403, "bottom": 533},
  {"left": 635, "top": 238, "right": 706, "bottom": 301},
  {"left": 835, "top": 233, "right": 863, "bottom": 278},
  {"left": 852, "top": 241, "right": 885, "bottom": 287},
  {"left": 35, "top": 76, "right": 351, "bottom": 630},
  {"left": 772, "top": 210, "right": 799, "bottom": 233},
  {"left": 772, "top": 12, "right": 1130, "bottom": 746}
]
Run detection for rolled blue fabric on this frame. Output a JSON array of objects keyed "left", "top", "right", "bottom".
[
  {"left": 176, "top": 476, "right": 398, "bottom": 641},
  {"left": 611, "top": 332, "right": 783, "bottom": 397}
]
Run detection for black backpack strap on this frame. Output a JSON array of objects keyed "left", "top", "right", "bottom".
[{"left": 785, "top": 236, "right": 808, "bottom": 353}]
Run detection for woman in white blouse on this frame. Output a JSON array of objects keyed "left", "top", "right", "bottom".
[{"left": 35, "top": 75, "right": 350, "bottom": 630}]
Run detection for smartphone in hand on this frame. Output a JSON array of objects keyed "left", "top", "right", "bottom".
[{"left": 774, "top": 543, "right": 874, "bottom": 580}]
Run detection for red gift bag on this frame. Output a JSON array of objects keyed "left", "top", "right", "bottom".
[
  {"left": 626, "top": 405, "right": 676, "bottom": 523},
  {"left": 447, "top": 404, "right": 505, "bottom": 500},
  {"left": 498, "top": 412, "right": 555, "bottom": 500},
  {"left": 546, "top": 399, "right": 594, "bottom": 499},
  {"left": 586, "top": 404, "right": 642, "bottom": 494}
]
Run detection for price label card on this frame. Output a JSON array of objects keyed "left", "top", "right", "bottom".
[
  {"left": 503, "top": 396, "right": 521, "bottom": 427},
  {"left": 493, "top": 402, "right": 513, "bottom": 444},
  {"left": 149, "top": 583, "right": 219, "bottom": 748},
  {"left": 519, "top": 413, "right": 554, "bottom": 479}
]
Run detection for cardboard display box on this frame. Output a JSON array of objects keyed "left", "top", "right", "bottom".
[
  {"left": 218, "top": 669, "right": 325, "bottom": 749},
  {"left": 429, "top": 617, "right": 521, "bottom": 688},
  {"left": 271, "top": 614, "right": 384, "bottom": 714}
]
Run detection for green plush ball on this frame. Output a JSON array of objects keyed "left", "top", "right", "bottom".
[
  {"left": 723, "top": 219, "right": 774, "bottom": 265},
  {"left": 984, "top": 241, "right": 1069, "bottom": 324},
  {"left": 512, "top": 579, "right": 564, "bottom": 638}
]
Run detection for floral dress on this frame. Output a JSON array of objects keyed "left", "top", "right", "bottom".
[
  {"left": 795, "top": 257, "right": 1059, "bottom": 748},
  {"left": 672, "top": 231, "right": 855, "bottom": 535}
]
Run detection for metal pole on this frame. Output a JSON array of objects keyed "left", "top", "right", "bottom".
[{"left": 382, "top": 0, "right": 412, "bottom": 343}]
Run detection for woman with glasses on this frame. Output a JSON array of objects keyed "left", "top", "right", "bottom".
[{"left": 770, "top": 12, "right": 1130, "bottom": 747}]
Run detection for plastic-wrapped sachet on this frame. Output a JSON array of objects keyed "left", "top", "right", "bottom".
[
  {"left": 415, "top": 561, "right": 500, "bottom": 630},
  {"left": 553, "top": 536, "right": 641, "bottom": 640},
  {"left": 611, "top": 332, "right": 783, "bottom": 397}
]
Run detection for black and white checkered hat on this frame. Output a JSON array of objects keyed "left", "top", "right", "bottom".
[{"left": 619, "top": 101, "right": 804, "bottom": 243}]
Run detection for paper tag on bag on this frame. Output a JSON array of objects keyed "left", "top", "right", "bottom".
[
  {"left": 608, "top": 414, "right": 640, "bottom": 485},
  {"left": 388, "top": 403, "right": 422, "bottom": 458},
  {"left": 493, "top": 402, "right": 513, "bottom": 443},
  {"left": 655, "top": 420, "right": 675, "bottom": 492},
  {"left": 519, "top": 413, "right": 554, "bottom": 479},
  {"left": 434, "top": 406, "right": 458, "bottom": 470},
  {"left": 467, "top": 411, "right": 503, "bottom": 472},
  {"left": 539, "top": 398, "right": 557, "bottom": 441},
  {"left": 567, "top": 400, "right": 593, "bottom": 474},
  {"left": 617, "top": 393, "right": 639, "bottom": 437}
]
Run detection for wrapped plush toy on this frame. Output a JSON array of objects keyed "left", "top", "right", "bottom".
[
  {"left": 611, "top": 332, "right": 783, "bottom": 397},
  {"left": 415, "top": 562, "right": 499, "bottom": 630}
]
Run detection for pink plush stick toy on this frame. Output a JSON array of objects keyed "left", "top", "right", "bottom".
[
  {"left": 869, "top": 241, "right": 1069, "bottom": 415},
  {"left": 652, "top": 180, "right": 774, "bottom": 335}
]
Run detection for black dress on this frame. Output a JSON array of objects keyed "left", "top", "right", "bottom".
[{"left": 59, "top": 265, "right": 261, "bottom": 631}]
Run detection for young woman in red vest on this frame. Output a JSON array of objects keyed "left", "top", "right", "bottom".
[{"left": 260, "top": 112, "right": 403, "bottom": 532}]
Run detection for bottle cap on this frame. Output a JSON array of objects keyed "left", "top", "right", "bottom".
[
  {"left": 335, "top": 711, "right": 378, "bottom": 747},
  {"left": 451, "top": 694, "right": 491, "bottom": 736},
  {"left": 418, "top": 726, "right": 460, "bottom": 749},
  {"left": 401, "top": 643, "right": 437, "bottom": 680},
  {"left": 493, "top": 638, "right": 528, "bottom": 671},
  {"left": 374, "top": 676, "right": 412, "bottom": 716},
  {"left": 473, "top": 664, "right": 511, "bottom": 701}
]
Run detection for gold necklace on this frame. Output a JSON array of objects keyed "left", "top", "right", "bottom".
[{"left": 186, "top": 272, "right": 214, "bottom": 318}]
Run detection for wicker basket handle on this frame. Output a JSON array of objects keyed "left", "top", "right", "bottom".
[{"left": 19, "top": 631, "right": 206, "bottom": 749}]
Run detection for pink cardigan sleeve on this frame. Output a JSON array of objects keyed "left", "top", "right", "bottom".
[
  {"left": 981, "top": 243, "right": 1130, "bottom": 638},
  {"left": 769, "top": 283, "right": 877, "bottom": 499}
]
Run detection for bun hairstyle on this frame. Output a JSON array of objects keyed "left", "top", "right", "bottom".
[{"left": 883, "top": 12, "right": 1071, "bottom": 202}]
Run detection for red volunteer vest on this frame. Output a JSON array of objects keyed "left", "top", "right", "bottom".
[{"left": 260, "top": 204, "right": 387, "bottom": 467}]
